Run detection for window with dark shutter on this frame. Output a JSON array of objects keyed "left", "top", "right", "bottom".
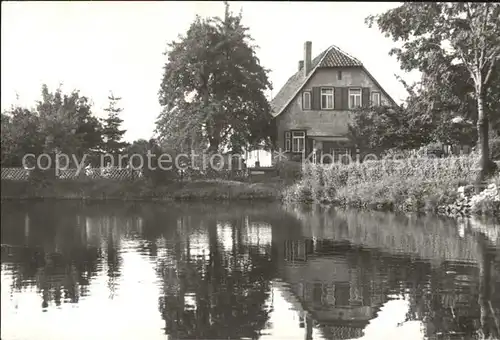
[
  {"left": 284, "top": 131, "right": 291, "bottom": 152},
  {"left": 312, "top": 87, "right": 321, "bottom": 110},
  {"left": 362, "top": 88, "right": 370, "bottom": 108},
  {"left": 341, "top": 87, "right": 349, "bottom": 110},
  {"left": 334, "top": 87, "right": 342, "bottom": 110}
]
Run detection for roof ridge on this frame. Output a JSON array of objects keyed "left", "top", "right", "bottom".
[
  {"left": 329, "top": 44, "right": 363, "bottom": 65},
  {"left": 317, "top": 45, "right": 336, "bottom": 68}
]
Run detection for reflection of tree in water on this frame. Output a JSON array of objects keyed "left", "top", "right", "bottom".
[
  {"left": 1, "top": 202, "right": 104, "bottom": 310},
  {"left": 476, "top": 232, "right": 499, "bottom": 340},
  {"left": 157, "top": 216, "right": 274, "bottom": 339},
  {"left": 103, "top": 216, "right": 122, "bottom": 300},
  {"left": 415, "top": 231, "right": 499, "bottom": 340}
]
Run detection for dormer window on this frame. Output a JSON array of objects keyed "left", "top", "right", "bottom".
[
  {"left": 349, "top": 88, "right": 362, "bottom": 109},
  {"left": 321, "top": 88, "right": 334, "bottom": 110},
  {"left": 302, "top": 91, "right": 311, "bottom": 110},
  {"left": 371, "top": 91, "right": 381, "bottom": 106}
]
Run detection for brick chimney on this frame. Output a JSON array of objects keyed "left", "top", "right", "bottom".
[
  {"left": 304, "top": 41, "right": 312, "bottom": 77},
  {"left": 298, "top": 60, "right": 304, "bottom": 71}
]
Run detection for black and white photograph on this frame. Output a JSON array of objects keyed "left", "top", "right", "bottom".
[{"left": 1, "top": 1, "right": 499, "bottom": 339}]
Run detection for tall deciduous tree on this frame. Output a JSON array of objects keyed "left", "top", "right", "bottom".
[
  {"left": 367, "top": 2, "right": 500, "bottom": 180},
  {"left": 101, "top": 93, "right": 128, "bottom": 155},
  {"left": 157, "top": 2, "right": 273, "bottom": 154}
]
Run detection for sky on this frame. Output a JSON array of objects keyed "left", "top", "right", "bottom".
[{"left": 1, "top": 1, "right": 420, "bottom": 142}]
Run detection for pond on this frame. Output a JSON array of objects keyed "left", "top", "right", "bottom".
[{"left": 1, "top": 201, "right": 499, "bottom": 340}]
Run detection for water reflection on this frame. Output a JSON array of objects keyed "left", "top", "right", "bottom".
[
  {"left": 1, "top": 201, "right": 498, "bottom": 340},
  {"left": 156, "top": 215, "right": 274, "bottom": 339}
]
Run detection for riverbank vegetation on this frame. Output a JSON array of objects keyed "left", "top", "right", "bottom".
[{"left": 283, "top": 154, "right": 500, "bottom": 217}]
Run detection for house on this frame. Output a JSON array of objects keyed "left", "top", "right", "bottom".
[
  {"left": 270, "top": 41, "right": 397, "bottom": 163},
  {"left": 277, "top": 238, "right": 381, "bottom": 339}
]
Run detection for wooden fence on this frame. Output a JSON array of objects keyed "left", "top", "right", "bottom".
[
  {"left": 1, "top": 167, "right": 141, "bottom": 181},
  {"left": 1, "top": 168, "right": 31, "bottom": 181}
]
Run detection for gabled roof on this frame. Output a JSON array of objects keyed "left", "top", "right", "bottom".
[{"left": 270, "top": 45, "right": 397, "bottom": 117}]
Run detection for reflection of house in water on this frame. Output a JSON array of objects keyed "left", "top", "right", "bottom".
[
  {"left": 278, "top": 239, "right": 377, "bottom": 339},
  {"left": 276, "top": 232, "right": 499, "bottom": 340},
  {"left": 271, "top": 207, "right": 500, "bottom": 339}
]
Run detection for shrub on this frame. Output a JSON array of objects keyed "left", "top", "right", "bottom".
[
  {"left": 282, "top": 182, "right": 313, "bottom": 204},
  {"left": 275, "top": 160, "right": 303, "bottom": 183},
  {"left": 469, "top": 182, "right": 500, "bottom": 216}
]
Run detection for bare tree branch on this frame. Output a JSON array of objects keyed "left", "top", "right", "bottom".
[
  {"left": 482, "top": 3, "right": 491, "bottom": 34},
  {"left": 484, "top": 53, "right": 498, "bottom": 86},
  {"left": 478, "top": 4, "right": 491, "bottom": 72},
  {"left": 465, "top": 2, "right": 482, "bottom": 74},
  {"left": 465, "top": 2, "right": 474, "bottom": 29},
  {"left": 456, "top": 47, "right": 479, "bottom": 85}
]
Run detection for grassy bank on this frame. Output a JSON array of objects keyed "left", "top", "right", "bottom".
[
  {"left": 2, "top": 156, "right": 498, "bottom": 218},
  {"left": 0, "top": 178, "right": 284, "bottom": 202},
  {"left": 283, "top": 155, "right": 500, "bottom": 217}
]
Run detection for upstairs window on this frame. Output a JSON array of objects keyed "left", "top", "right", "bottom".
[
  {"left": 292, "top": 131, "right": 305, "bottom": 153},
  {"left": 321, "top": 88, "right": 334, "bottom": 109},
  {"left": 349, "top": 88, "right": 362, "bottom": 109},
  {"left": 302, "top": 91, "right": 311, "bottom": 110},
  {"left": 371, "top": 91, "right": 381, "bottom": 106}
]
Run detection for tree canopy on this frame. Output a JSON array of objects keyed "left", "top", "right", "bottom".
[
  {"left": 1, "top": 85, "right": 128, "bottom": 168},
  {"left": 364, "top": 2, "right": 499, "bottom": 176},
  {"left": 156, "top": 2, "right": 273, "bottom": 154}
]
